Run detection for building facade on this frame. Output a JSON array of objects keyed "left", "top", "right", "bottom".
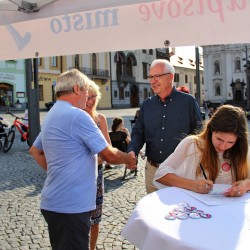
[
  {"left": 170, "top": 51, "right": 204, "bottom": 104},
  {"left": 0, "top": 60, "right": 26, "bottom": 109},
  {"left": 0, "top": 47, "right": 204, "bottom": 110},
  {"left": 202, "top": 43, "right": 250, "bottom": 109},
  {"left": 67, "top": 52, "right": 111, "bottom": 109},
  {"left": 37, "top": 56, "right": 64, "bottom": 108}
]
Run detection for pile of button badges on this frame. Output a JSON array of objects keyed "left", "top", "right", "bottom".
[{"left": 165, "top": 202, "right": 212, "bottom": 220}]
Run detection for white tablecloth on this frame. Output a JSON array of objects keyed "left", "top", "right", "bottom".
[{"left": 122, "top": 187, "right": 250, "bottom": 250}]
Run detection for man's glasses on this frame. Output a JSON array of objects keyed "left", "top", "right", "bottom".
[
  {"left": 87, "top": 95, "right": 97, "bottom": 101},
  {"left": 147, "top": 73, "right": 171, "bottom": 82}
]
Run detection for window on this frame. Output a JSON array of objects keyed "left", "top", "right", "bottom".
[
  {"left": 117, "top": 60, "right": 123, "bottom": 76},
  {"left": 37, "top": 58, "right": 42, "bottom": 66},
  {"left": 75, "top": 55, "right": 80, "bottom": 69},
  {"left": 92, "top": 53, "right": 97, "bottom": 74},
  {"left": 39, "top": 85, "right": 44, "bottom": 101},
  {"left": 119, "top": 87, "right": 124, "bottom": 99},
  {"left": 149, "top": 49, "right": 153, "bottom": 55},
  {"left": 215, "top": 85, "right": 221, "bottom": 96},
  {"left": 174, "top": 73, "right": 180, "bottom": 82},
  {"left": 214, "top": 60, "right": 220, "bottom": 74},
  {"left": 142, "top": 49, "right": 147, "bottom": 53},
  {"left": 234, "top": 57, "right": 241, "bottom": 72},
  {"left": 194, "top": 76, "right": 196, "bottom": 84},
  {"left": 125, "top": 91, "right": 130, "bottom": 97},
  {"left": 185, "top": 74, "right": 188, "bottom": 83},
  {"left": 114, "top": 90, "right": 117, "bottom": 98},
  {"left": 142, "top": 63, "right": 148, "bottom": 79},
  {"left": 51, "top": 56, "right": 57, "bottom": 67},
  {"left": 127, "top": 57, "right": 133, "bottom": 76}
]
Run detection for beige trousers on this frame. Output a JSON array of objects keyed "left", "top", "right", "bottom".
[{"left": 145, "top": 160, "right": 158, "bottom": 194}]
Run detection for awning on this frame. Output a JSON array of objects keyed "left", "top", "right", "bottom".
[{"left": 0, "top": 0, "right": 250, "bottom": 60}]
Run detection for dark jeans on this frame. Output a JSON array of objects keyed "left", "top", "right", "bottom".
[{"left": 41, "top": 209, "right": 91, "bottom": 250}]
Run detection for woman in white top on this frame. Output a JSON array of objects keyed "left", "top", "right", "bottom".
[{"left": 154, "top": 105, "right": 250, "bottom": 197}]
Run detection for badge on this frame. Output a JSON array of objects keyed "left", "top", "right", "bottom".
[
  {"left": 165, "top": 214, "right": 176, "bottom": 220},
  {"left": 165, "top": 203, "right": 212, "bottom": 221},
  {"left": 189, "top": 212, "right": 201, "bottom": 219},
  {"left": 196, "top": 210, "right": 204, "bottom": 214},
  {"left": 222, "top": 162, "right": 231, "bottom": 172},
  {"left": 186, "top": 206, "right": 197, "bottom": 212},
  {"left": 176, "top": 213, "right": 188, "bottom": 220},
  {"left": 200, "top": 213, "right": 212, "bottom": 219},
  {"left": 174, "top": 207, "right": 185, "bottom": 212}
]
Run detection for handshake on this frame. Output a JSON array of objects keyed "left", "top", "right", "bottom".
[
  {"left": 126, "top": 151, "right": 138, "bottom": 170},
  {"left": 100, "top": 145, "right": 137, "bottom": 167}
]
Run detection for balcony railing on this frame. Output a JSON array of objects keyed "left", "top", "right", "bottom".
[
  {"left": 120, "top": 74, "right": 135, "bottom": 83},
  {"left": 70, "top": 67, "right": 109, "bottom": 79}
]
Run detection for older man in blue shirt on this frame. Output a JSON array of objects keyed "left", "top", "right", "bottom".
[
  {"left": 30, "top": 69, "right": 136, "bottom": 249},
  {"left": 128, "top": 59, "right": 202, "bottom": 193}
]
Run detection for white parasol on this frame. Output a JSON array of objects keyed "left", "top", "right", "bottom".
[{"left": 0, "top": 0, "right": 249, "bottom": 60}]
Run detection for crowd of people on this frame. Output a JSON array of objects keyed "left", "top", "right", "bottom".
[{"left": 29, "top": 59, "right": 250, "bottom": 250}]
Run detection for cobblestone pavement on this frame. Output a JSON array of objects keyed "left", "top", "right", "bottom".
[{"left": 0, "top": 108, "right": 146, "bottom": 250}]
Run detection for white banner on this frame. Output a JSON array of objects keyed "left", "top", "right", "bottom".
[{"left": 0, "top": 0, "right": 250, "bottom": 60}]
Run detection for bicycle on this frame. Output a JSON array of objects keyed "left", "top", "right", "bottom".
[
  {"left": 0, "top": 117, "right": 15, "bottom": 153},
  {"left": 6, "top": 112, "right": 30, "bottom": 147}
]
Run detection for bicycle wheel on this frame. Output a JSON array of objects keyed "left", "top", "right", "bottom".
[{"left": 3, "top": 130, "right": 15, "bottom": 153}]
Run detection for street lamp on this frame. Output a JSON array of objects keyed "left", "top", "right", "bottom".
[
  {"left": 164, "top": 40, "right": 170, "bottom": 61},
  {"left": 243, "top": 46, "right": 250, "bottom": 110},
  {"left": 195, "top": 46, "right": 201, "bottom": 106}
]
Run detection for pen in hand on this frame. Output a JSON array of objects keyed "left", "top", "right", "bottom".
[
  {"left": 199, "top": 163, "right": 213, "bottom": 192},
  {"left": 199, "top": 163, "right": 208, "bottom": 180}
]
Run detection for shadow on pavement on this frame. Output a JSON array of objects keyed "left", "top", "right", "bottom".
[
  {"left": 104, "top": 165, "right": 140, "bottom": 193},
  {"left": 0, "top": 146, "right": 46, "bottom": 198}
]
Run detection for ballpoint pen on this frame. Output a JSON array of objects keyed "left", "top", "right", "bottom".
[{"left": 199, "top": 163, "right": 208, "bottom": 180}]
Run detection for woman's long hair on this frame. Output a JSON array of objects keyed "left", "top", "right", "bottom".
[{"left": 196, "top": 105, "right": 249, "bottom": 181}]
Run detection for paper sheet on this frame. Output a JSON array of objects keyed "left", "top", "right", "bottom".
[
  {"left": 182, "top": 184, "right": 250, "bottom": 206},
  {"left": 209, "top": 184, "right": 230, "bottom": 195}
]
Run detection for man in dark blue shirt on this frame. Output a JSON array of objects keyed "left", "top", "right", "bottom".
[{"left": 127, "top": 59, "right": 202, "bottom": 193}]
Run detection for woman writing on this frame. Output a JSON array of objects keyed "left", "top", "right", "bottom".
[{"left": 154, "top": 105, "right": 250, "bottom": 197}]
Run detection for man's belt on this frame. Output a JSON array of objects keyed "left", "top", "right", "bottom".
[{"left": 147, "top": 159, "right": 160, "bottom": 168}]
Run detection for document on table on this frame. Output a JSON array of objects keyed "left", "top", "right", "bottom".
[{"left": 182, "top": 184, "right": 250, "bottom": 206}]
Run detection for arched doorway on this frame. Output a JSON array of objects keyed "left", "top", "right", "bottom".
[
  {"left": 230, "top": 80, "right": 245, "bottom": 106},
  {"left": 235, "top": 90, "right": 243, "bottom": 102},
  {"left": 0, "top": 82, "right": 13, "bottom": 107}
]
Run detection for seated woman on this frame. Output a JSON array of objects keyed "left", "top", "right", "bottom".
[
  {"left": 109, "top": 117, "right": 131, "bottom": 151},
  {"left": 108, "top": 117, "right": 137, "bottom": 177},
  {"left": 154, "top": 105, "right": 250, "bottom": 197}
]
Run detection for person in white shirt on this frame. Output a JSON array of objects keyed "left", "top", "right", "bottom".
[{"left": 154, "top": 105, "right": 250, "bottom": 197}]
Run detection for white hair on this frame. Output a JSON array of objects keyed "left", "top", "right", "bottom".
[
  {"left": 55, "top": 69, "right": 91, "bottom": 95},
  {"left": 150, "top": 59, "right": 175, "bottom": 74}
]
